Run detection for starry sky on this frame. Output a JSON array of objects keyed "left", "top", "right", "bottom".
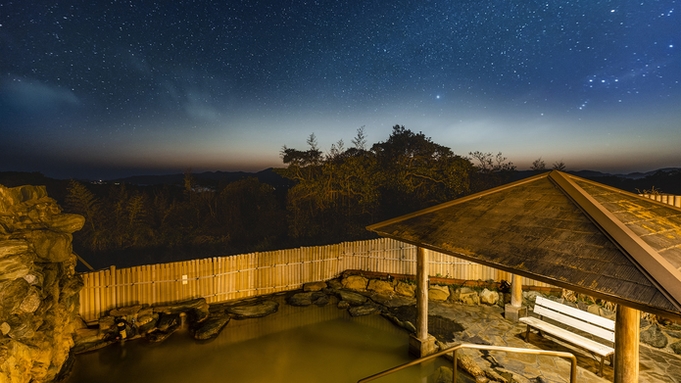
[{"left": 1, "top": 0, "right": 680, "bottom": 180}]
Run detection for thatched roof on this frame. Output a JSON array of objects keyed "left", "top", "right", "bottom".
[{"left": 367, "top": 170, "right": 681, "bottom": 319}]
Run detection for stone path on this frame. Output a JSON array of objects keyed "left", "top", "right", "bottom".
[{"left": 426, "top": 301, "right": 681, "bottom": 383}]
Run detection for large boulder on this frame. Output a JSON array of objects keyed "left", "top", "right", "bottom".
[
  {"left": 428, "top": 285, "right": 450, "bottom": 301},
  {"left": 479, "top": 288, "right": 499, "bottom": 305},
  {"left": 225, "top": 300, "right": 279, "bottom": 318},
  {"left": 338, "top": 290, "right": 368, "bottom": 306},
  {"left": 395, "top": 281, "right": 416, "bottom": 297},
  {"left": 154, "top": 298, "right": 210, "bottom": 324},
  {"left": 287, "top": 292, "right": 314, "bottom": 306},
  {"left": 367, "top": 279, "right": 394, "bottom": 295},
  {"left": 452, "top": 287, "right": 480, "bottom": 305},
  {"left": 342, "top": 275, "right": 368, "bottom": 291},
  {"left": 303, "top": 281, "right": 327, "bottom": 292},
  {"left": 193, "top": 313, "right": 231, "bottom": 341},
  {"left": 641, "top": 324, "right": 668, "bottom": 348}
]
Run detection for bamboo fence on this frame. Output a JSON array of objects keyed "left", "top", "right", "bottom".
[
  {"left": 640, "top": 193, "right": 681, "bottom": 208},
  {"left": 79, "top": 237, "right": 549, "bottom": 322}
]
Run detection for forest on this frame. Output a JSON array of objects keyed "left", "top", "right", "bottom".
[
  {"left": 60, "top": 125, "right": 518, "bottom": 265},
  {"left": 2, "top": 125, "right": 678, "bottom": 269}
]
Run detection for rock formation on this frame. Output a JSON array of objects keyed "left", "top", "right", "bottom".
[{"left": 0, "top": 184, "right": 85, "bottom": 383}]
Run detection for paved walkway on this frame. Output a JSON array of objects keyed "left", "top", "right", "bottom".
[{"left": 427, "top": 301, "right": 681, "bottom": 383}]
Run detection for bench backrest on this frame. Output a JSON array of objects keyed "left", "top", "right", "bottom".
[{"left": 533, "top": 296, "right": 615, "bottom": 343}]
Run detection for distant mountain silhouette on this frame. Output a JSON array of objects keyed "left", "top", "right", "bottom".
[
  {"left": 511, "top": 168, "right": 681, "bottom": 195},
  {"left": 1, "top": 167, "right": 679, "bottom": 197}
]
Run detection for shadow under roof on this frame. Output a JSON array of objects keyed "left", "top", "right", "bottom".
[{"left": 367, "top": 170, "right": 681, "bottom": 319}]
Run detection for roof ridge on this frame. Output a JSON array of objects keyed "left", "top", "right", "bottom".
[{"left": 549, "top": 170, "right": 681, "bottom": 312}]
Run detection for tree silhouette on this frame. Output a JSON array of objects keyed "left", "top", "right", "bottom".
[{"left": 531, "top": 157, "right": 546, "bottom": 172}]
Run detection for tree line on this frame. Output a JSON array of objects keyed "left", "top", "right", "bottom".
[{"left": 63, "top": 125, "right": 541, "bottom": 258}]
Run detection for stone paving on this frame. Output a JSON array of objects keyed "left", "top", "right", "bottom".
[{"left": 427, "top": 301, "right": 681, "bottom": 383}]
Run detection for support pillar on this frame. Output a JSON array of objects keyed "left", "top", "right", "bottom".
[
  {"left": 614, "top": 305, "right": 640, "bottom": 383},
  {"left": 409, "top": 247, "right": 436, "bottom": 357},
  {"left": 504, "top": 274, "right": 526, "bottom": 322}
]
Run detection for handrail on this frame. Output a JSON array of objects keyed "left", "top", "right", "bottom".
[{"left": 357, "top": 342, "right": 577, "bottom": 383}]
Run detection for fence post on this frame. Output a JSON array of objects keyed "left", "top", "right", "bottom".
[{"left": 110, "top": 265, "right": 117, "bottom": 311}]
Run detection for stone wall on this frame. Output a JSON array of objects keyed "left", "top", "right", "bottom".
[{"left": 0, "top": 184, "right": 85, "bottom": 383}]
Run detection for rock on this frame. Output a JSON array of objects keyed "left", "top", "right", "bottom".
[
  {"left": 110, "top": 304, "right": 144, "bottom": 317},
  {"left": 136, "top": 314, "right": 158, "bottom": 334},
  {"left": 311, "top": 292, "right": 329, "bottom": 306},
  {"left": 337, "top": 300, "right": 350, "bottom": 309},
  {"left": 326, "top": 278, "right": 343, "bottom": 290},
  {"left": 0, "top": 253, "right": 33, "bottom": 281},
  {"left": 641, "top": 324, "right": 668, "bottom": 348},
  {"left": 146, "top": 328, "right": 176, "bottom": 343},
  {"left": 670, "top": 341, "right": 681, "bottom": 355},
  {"left": 26, "top": 230, "right": 73, "bottom": 263},
  {"left": 59, "top": 274, "right": 83, "bottom": 300},
  {"left": 193, "top": 313, "right": 231, "bottom": 341},
  {"left": 154, "top": 298, "right": 210, "bottom": 324},
  {"left": 0, "top": 321, "right": 10, "bottom": 335},
  {"left": 348, "top": 304, "right": 380, "bottom": 317},
  {"left": 432, "top": 366, "right": 453, "bottom": 383},
  {"left": 342, "top": 275, "right": 368, "bottom": 290},
  {"left": 457, "top": 353, "right": 487, "bottom": 381},
  {"left": 45, "top": 214, "right": 85, "bottom": 234},
  {"left": 287, "top": 292, "right": 313, "bottom": 306},
  {"left": 667, "top": 330, "right": 681, "bottom": 339},
  {"left": 367, "top": 279, "right": 394, "bottom": 295},
  {"left": 0, "top": 240, "right": 30, "bottom": 257},
  {"left": 395, "top": 281, "right": 416, "bottom": 297},
  {"left": 453, "top": 287, "right": 480, "bottom": 305},
  {"left": 338, "top": 290, "right": 368, "bottom": 306},
  {"left": 587, "top": 304, "right": 601, "bottom": 316},
  {"left": 303, "top": 281, "right": 327, "bottom": 292},
  {"left": 156, "top": 313, "right": 181, "bottom": 332},
  {"left": 225, "top": 300, "right": 279, "bottom": 318},
  {"left": 479, "top": 288, "right": 499, "bottom": 305},
  {"left": 18, "top": 286, "right": 42, "bottom": 313},
  {"left": 485, "top": 368, "right": 511, "bottom": 383},
  {"left": 429, "top": 285, "right": 450, "bottom": 301},
  {"left": 0, "top": 278, "right": 31, "bottom": 314},
  {"left": 0, "top": 185, "right": 84, "bottom": 383}
]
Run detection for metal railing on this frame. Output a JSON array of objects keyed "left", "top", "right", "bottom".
[{"left": 357, "top": 342, "right": 577, "bottom": 383}]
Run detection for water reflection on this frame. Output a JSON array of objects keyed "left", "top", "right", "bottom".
[{"left": 67, "top": 299, "right": 447, "bottom": 383}]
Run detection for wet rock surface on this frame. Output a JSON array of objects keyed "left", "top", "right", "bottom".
[{"left": 386, "top": 305, "right": 464, "bottom": 342}]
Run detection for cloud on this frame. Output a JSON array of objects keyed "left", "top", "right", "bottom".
[
  {"left": 184, "top": 91, "right": 221, "bottom": 121},
  {"left": 0, "top": 77, "right": 80, "bottom": 114}
]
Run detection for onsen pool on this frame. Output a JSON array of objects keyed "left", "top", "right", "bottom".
[{"left": 65, "top": 297, "right": 448, "bottom": 383}]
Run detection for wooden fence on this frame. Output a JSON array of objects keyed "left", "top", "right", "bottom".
[
  {"left": 641, "top": 193, "right": 681, "bottom": 208},
  {"left": 78, "top": 237, "right": 549, "bottom": 322}
]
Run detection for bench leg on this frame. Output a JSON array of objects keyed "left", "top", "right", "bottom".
[
  {"left": 599, "top": 356, "right": 605, "bottom": 377},
  {"left": 524, "top": 325, "right": 531, "bottom": 341}
]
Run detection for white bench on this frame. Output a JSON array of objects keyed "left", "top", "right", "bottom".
[{"left": 519, "top": 296, "right": 615, "bottom": 376}]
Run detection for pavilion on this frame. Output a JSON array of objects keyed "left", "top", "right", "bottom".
[{"left": 367, "top": 170, "right": 681, "bottom": 383}]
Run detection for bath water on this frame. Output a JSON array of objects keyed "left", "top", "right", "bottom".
[{"left": 66, "top": 298, "right": 448, "bottom": 382}]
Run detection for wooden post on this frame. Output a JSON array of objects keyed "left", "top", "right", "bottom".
[
  {"left": 504, "top": 273, "right": 526, "bottom": 321},
  {"left": 409, "top": 247, "right": 436, "bottom": 357},
  {"left": 416, "top": 246, "right": 428, "bottom": 340},
  {"left": 615, "top": 305, "right": 640, "bottom": 383},
  {"left": 511, "top": 274, "right": 522, "bottom": 307}
]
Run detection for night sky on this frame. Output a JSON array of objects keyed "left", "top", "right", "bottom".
[{"left": 1, "top": 1, "right": 679, "bottom": 180}]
